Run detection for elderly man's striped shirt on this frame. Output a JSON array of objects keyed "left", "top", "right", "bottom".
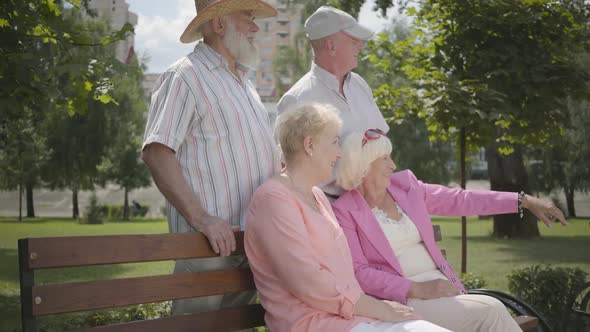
[{"left": 143, "top": 41, "right": 280, "bottom": 232}]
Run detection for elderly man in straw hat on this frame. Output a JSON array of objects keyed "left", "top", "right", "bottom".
[
  {"left": 142, "top": 0, "right": 281, "bottom": 316},
  {"left": 277, "top": 6, "right": 389, "bottom": 200}
]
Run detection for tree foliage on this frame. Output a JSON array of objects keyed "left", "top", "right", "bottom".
[
  {"left": 0, "top": 1, "right": 136, "bottom": 218},
  {"left": 351, "top": 0, "right": 590, "bottom": 238},
  {"left": 0, "top": 0, "right": 133, "bottom": 121},
  {"left": 98, "top": 57, "right": 151, "bottom": 220}
]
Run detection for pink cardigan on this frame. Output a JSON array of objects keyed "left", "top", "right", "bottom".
[
  {"left": 245, "top": 179, "right": 374, "bottom": 332},
  {"left": 331, "top": 170, "right": 518, "bottom": 304}
]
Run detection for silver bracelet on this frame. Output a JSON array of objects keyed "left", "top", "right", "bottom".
[{"left": 518, "top": 191, "right": 525, "bottom": 219}]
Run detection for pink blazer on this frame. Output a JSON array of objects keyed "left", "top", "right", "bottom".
[{"left": 331, "top": 170, "right": 518, "bottom": 304}]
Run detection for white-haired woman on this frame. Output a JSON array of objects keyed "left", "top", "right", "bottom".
[
  {"left": 245, "top": 105, "right": 450, "bottom": 332},
  {"left": 331, "top": 129, "right": 567, "bottom": 332}
]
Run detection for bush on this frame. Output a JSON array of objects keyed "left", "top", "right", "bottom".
[
  {"left": 461, "top": 272, "right": 487, "bottom": 289},
  {"left": 42, "top": 302, "right": 172, "bottom": 330},
  {"left": 98, "top": 204, "right": 149, "bottom": 220},
  {"left": 508, "top": 264, "right": 588, "bottom": 331},
  {"left": 83, "top": 193, "right": 104, "bottom": 224}
]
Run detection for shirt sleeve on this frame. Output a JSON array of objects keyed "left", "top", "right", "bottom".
[
  {"left": 248, "top": 187, "right": 362, "bottom": 319},
  {"left": 276, "top": 93, "right": 298, "bottom": 116},
  {"left": 142, "top": 71, "right": 197, "bottom": 152}
]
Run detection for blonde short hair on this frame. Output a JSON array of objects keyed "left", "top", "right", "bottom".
[
  {"left": 275, "top": 103, "right": 342, "bottom": 163},
  {"left": 335, "top": 131, "right": 392, "bottom": 190}
]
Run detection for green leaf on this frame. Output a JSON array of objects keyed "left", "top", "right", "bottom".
[
  {"left": 95, "top": 93, "right": 119, "bottom": 105},
  {"left": 498, "top": 146, "right": 515, "bottom": 155},
  {"left": 0, "top": 18, "right": 9, "bottom": 28},
  {"left": 43, "top": 0, "right": 61, "bottom": 16},
  {"left": 67, "top": 0, "right": 81, "bottom": 8}
]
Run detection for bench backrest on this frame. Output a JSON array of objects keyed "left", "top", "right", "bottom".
[{"left": 18, "top": 232, "right": 264, "bottom": 332}]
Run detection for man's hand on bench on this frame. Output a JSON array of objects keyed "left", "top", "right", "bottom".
[{"left": 200, "top": 215, "right": 239, "bottom": 256}]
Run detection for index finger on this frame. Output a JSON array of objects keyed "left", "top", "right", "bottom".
[
  {"left": 209, "top": 237, "right": 220, "bottom": 254},
  {"left": 556, "top": 211, "right": 567, "bottom": 225}
]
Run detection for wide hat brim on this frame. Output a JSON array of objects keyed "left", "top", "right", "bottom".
[{"left": 180, "top": 0, "right": 278, "bottom": 44}]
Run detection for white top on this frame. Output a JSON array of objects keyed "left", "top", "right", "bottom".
[
  {"left": 143, "top": 41, "right": 281, "bottom": 232},
  {"left": 372, "top": 207, "right": 448, "bottom": 282},
  {"left": 277, "top": 62, "right": 389, "bottom": 195}
]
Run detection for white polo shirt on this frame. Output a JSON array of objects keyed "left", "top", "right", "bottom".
[{"left": 277, "top": 62, "right": 389, "bottom": 195}]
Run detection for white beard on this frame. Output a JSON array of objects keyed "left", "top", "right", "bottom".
[{"left": 222, "top": 20, "right": 259, "bottom": 68}]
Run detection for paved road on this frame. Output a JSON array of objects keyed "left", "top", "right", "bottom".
[{"left": 1, "top": 180, "right": 589, "bottom": 218}]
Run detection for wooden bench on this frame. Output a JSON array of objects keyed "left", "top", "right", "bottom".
[
  {"left": 433, "top": 224, "right": 546, "bottom": 332},
  {"left": 19, "top": 228, "right": 548, "bottom": 332},
  {"left": 18, "top": 232, "right": 264, "bottom": 332}
]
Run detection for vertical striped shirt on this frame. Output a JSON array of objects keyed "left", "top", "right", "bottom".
[{"left": 143, "top": 41, "right": 281, "bottom": 232}]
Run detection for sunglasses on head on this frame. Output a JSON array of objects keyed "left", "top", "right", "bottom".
[{"left": 361, "top": 128, "right": 386, "bottom": 147}]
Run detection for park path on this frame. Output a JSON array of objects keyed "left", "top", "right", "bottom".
[{"left": 1, "top": 180, "right": 589, "bottom": 218}]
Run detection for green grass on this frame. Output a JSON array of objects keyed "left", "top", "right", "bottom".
[
  {"left": 1, "top": 216, "right": 589, "bottom": 331},
  {"left": 0, "top": 217, "right": 171, "bottom": 332},
  {"left": 433, "top": 217, "right": 590, "bottom": 291}
]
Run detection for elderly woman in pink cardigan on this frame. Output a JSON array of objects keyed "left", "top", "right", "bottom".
[
  {"left": 331, "top": 129, "right": 567, "bottom": 332},
  {"left": 245, "top": 105, "right": 451, "bottom": 332}
]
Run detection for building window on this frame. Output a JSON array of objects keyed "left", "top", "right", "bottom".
[
  {"left": 262, "top": 71, "right": 273, "bottom": 80},
  {"left": 260, "top": 60, "right": 272, "bottom": 68},
  {"left": 112, "top": 7, "right": 115, "bottom": 11}
]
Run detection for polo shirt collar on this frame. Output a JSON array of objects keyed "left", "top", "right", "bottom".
[
  {"left": 194, "top": 40, "right": 249, "bottom": 74},
  {"left": 311, "top": 62, "right": 350, "bottom": 93}
]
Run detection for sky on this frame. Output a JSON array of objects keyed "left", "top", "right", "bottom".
[{"left": 126, "top": 0, "right": 398, "bottom": 73}]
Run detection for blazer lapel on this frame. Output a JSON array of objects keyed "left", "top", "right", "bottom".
[{"left": 350, "top": 204, "right": 405, "bottom": 276}]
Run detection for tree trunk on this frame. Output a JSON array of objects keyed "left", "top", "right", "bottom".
[
  {"left": 26, "top": 181, "right": 35, "bottom": 218},
  {"left": 486, "top": 145, "right": 540, "bottom": 238},
  {"left": 459, "top": 128, "right": 467, "bottom": 274},
  {"left": 72, "top": 184, "right": 79, "bottom": 219},
  {"left": 565, "top": 186, "right": 576, "bottom": 218},
  {"left": 123, "top": 187, "right": 129, "bottom": 221},
  {"left": 18, "top": 183, "right": 23, "bottom": 222}
]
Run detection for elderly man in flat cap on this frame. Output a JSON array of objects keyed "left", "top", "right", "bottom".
[
  {"left": 142, "top": 0, "right": 280, "bottom": 316},
  {"left": 277, "top": 6, "right": 389, "bottom": 200}
]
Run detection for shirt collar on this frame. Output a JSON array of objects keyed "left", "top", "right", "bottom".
[
  {"left": 311, "top": 62, "right": 350, "bottom": 93},
  {"left": 194, "top": 40, "right": 249, "bottom": 74}
]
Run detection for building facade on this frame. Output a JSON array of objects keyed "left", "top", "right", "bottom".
[
  {"left": 87, "top": 0, "right": 138, "bottom": 63},
  {"left": 254, "top": 0, "right": 302, "bottom": 101}
]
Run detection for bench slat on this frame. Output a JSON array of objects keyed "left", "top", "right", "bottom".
[
  {"left": 433, "top": 224, "right": 442, "bottom": 242},
  {"left": 31, "top": 269, "right": 255, "bottom": 316},
  {"left": 72, "top": 304, "right": 265, "bottom": 332},
  {"left": 25, "top": 232, "right": 244, "bottom": 269}
]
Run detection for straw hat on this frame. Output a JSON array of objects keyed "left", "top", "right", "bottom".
[{"left": 180, "top": 0, "right": 277, "bottom": 43}]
